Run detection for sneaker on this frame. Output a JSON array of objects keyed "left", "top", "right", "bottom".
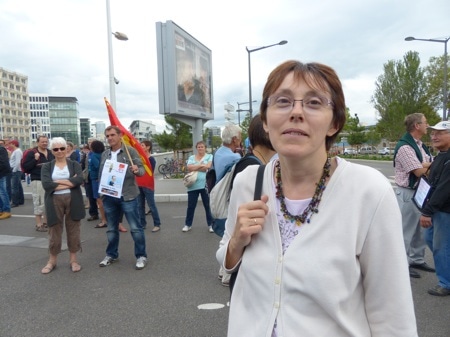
[
  {"left": 222, "top": 273, "right": 231, "bottom": 287},
  {"left": 182, "top": 225, "right": 191, "bottom": 232},
  {"left": 152, "top": 226, "right": 161, "bottom": 232},
  {"left": 136, "top": 256, "right": 147, "bottom": 270},
  {"left": 208, "top": 226, "right": 214, "bottom": 233},
  {"left": 99, "top": 256, "right": 117, "bottom": 267},
  {"left": 428, "top": 285, "right": 450, "bottom": 296},
  {"left": 0, "top": 212, "right": 12, "bottom": 220}
]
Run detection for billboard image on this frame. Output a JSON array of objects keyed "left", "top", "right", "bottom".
[{"left": 156, "top": 21, "right": 213, "bottom": 120}]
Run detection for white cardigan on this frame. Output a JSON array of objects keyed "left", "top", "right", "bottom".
[{"left": 217, "top": 159, "right": 417, "bottom": 337}]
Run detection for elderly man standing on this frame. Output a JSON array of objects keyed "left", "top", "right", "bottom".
[
  {"left": 211, "top": 123, "right": 242, "bottom": 236},
  {"left": 393, "top": 113, "right": 433, "bottom": 278},
  {"left": 9, "top": 140, "right": 24, "bottom": 208},
  {"left": 22, "top": 135, "right": 54, "bottom": 231},
  {"left": 419, "top": 121, "right": 450, "bottom": 296},
  {"left": 98, "top": 126, "right": 148, "bottom": 270}
]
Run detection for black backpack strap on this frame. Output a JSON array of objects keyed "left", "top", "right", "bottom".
[
  {"left": 230, "top": 164, "right": 266, "bottom": 295},
  {"left": 253, "top": 164, "right": 265, "bottom": 200}
]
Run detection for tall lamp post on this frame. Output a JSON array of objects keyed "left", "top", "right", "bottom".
[
  {"left": 246, "top": 40, "right": 288, "bottom": 119},
  {"left": 236, "top": 100, "right": 257, "bottom": 126},
  {"left": 106, "top": 0, "right": 128, "bottom": 111},
  {"left": 405, "top": 35, "right": 450, "bottom": 120}
]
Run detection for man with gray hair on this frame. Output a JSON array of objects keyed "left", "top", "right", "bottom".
[
  {"left": 210, "top": 123, "right": 242, "bottom": 286},
  {"left": 419, "top": 121, "right": 450, "bottom": 296},
  {"left": 393, "top": 113, "right": 433, "bottom": 278}
]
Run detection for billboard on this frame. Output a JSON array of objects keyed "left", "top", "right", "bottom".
[{"left": 155, "top": 21, "right": 213, "bottom": 120}]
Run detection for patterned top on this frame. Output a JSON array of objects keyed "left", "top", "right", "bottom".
[{"left": 394, "top": 138, "right": 431, "bottom": 188}]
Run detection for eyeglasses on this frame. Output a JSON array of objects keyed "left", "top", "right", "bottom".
[
  {"left": 267, "top": 94, "right": 333, "bottom": 115},
  {"left": 52, "top": 147, "right": 66, "bottom": 152}
]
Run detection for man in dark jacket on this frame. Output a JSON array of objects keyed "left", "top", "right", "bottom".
[
  {"left": 0, "top": 141, "right": 12, "bottom": 219},
  {"left": 97, "top": 126, "right": 147, "bottom": 270},
  {"left": 21, "top": 135, "right": 54, "bottom": 231},
  {"left": 419, "top": 121, "right": 450, "bottom": 296}
]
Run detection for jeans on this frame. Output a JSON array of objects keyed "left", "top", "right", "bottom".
[
  {"left": 11, "top": 171, "right": 24, "bottom": 205},
  {"left": 424, "top": 211, "right": 450, "bottom": 289},
  {"left": 139, "top": 187, "right": 161, "bottom": 228},
  {"left": 85, "top": 180, "right": 98, "bottom": 217},
  {"left": 0, "top": 176, "right": 11, "bottom": 212},
  {"left": 6, "top": 172, "right": 12, "bottom": 200},
  {"left": 102, "top": 196, "right": 146, "bottom": 259},
  {"left": 184, "top": 188, "right": 213, "bottom": 228},
  {"left": 212, "top": 218, "right": 226, "bottom": 237}
]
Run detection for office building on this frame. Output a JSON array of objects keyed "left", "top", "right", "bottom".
[{"left": 0, "top": 67, "right": 31, "bottom": 147}]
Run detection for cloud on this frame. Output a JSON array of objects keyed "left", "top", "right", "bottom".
[{"left": 1, "top": 0, "right": 449, "bottom": 133}]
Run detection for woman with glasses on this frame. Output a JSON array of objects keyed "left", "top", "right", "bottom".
[
  {"left": 40, "top": 137, "right": 86, "bottom": 274},
  {"left": 217, "top": 60, "right": 417, "bottom": 336}
]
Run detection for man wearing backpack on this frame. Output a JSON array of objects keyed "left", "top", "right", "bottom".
[
  {"left": 22, "top": 135, "right": 54, "bottom": 231},
  {"left": 212, "top": 124, "right": 242, "bottom": 233}
]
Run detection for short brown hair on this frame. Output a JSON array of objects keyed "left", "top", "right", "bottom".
[
  {"left": 404, "top": 113, "right": 424, "bottom": 132},
  {"left": 259, "top": 60, "right": 346, "bottom": 151},
  {"left": 105, "top": 125, "right": 122, "bottom": 135}
]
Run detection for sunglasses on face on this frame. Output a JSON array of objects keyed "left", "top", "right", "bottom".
[{"left": 52, "top": 147, "right": 66, "bottom": 152}]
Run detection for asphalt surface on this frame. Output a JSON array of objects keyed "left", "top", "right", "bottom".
[{"left": 0, "top": 174, "right": 449, "bottom": 337}]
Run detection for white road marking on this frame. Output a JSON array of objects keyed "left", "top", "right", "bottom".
[{"left": 197, "top": 303, "right": 225, "bottom": 310}]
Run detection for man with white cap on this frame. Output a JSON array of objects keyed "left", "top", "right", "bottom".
[{"left": 419, "top": 121, "right": 450, "bottom": 296}]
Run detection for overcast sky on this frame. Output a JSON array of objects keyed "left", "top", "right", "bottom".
[{"left": 1, "top": 0, "right": 448, "bottom": 133}]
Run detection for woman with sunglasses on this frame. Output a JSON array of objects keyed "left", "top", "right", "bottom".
[
  {"left": 217, "top": 60, "right": 417, "bottom": 336},
  {"left": 40, "top": 137, "right": 86, "bottom": 274}
]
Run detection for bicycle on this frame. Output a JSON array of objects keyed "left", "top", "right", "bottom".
[{"left": 158, "top": 158, "right": 187, "bottom": 178}]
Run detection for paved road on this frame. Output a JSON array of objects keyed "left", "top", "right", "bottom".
[{"left": 0, "top": 174, "right": 449, "bottom": 336}]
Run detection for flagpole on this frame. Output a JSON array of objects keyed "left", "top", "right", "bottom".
[{"left": 106, "top": 0, "right": 116, "bottom": 110}]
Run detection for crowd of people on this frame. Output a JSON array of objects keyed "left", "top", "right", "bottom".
[{"left": 1, "top": 59, "right": 449, "bottom": 335}]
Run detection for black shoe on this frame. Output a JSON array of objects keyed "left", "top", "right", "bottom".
[
  {"left": 10, "top": 204, "right": 19, "bottom": 208},
  {"left": 410, "top": 262, "right": 435, "bottom": 273},
  {"left": 409, "top": 267, "right": 421, "bottom": 278},
  {"left": 428, "top": 285, "right": 450, "bottom": 296},
  {"left": 87, "top": 215, "right": 99, "bottom": 221}
]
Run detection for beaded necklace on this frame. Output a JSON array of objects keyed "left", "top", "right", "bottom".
[{"left": 275, "top": 157, "right": 331, "bottom": 226}]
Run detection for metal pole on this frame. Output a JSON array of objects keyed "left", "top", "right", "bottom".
[
  {"left": 444, "top": 40, "right": 448, "bottom": 120},
  {"left": 106, "top": 0, "right": 116, "bottom": 110},
  {"left": 246, "top": 41, "right": 287, "bottom": 120},
  {"left": 405, "top": 36, "right": 449, "bottom": 120},
  {"left": 247, "top": 49, "right": 253, "bottom": 119}
]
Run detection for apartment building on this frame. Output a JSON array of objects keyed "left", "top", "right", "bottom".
[{"left": 0, "top": 67, "right": 31, "bottom": 147}]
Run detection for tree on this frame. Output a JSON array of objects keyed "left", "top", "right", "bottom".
[
  {"left": 424, "top": 55, "right": 449, "bottom": 116},
  {"left": 345, "top": 113, "right": 367, "bottom": 147},
  {"left": 372, "top": 51, "right": 436, "bottom": 141},
  {"left": 152, "top": 115, "right": 192, "bottom": 151}
]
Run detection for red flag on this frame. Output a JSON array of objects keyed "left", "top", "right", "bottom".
[{"left": 104, "top": 98, "right": 155, "bottom": 190}]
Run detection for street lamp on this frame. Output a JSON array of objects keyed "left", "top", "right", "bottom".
[
  {"left": 106, "top": 0, "right": 128, "bottom": 110},
  {"left": 246, "top": 40, "right": 288, "bottom": 118},
  {"left": 236, "top": 100, "right": 257, "bottom": 126},
  {"left": 405, "top": 35, "right": 450, "bottom": 120}
]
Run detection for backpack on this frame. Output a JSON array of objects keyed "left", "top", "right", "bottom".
[
  {"left": 20, "top": 148, "right": 38, "bottom": 174},
  {"left": 205, "top": 168, "right": 216, "bottom": 193},
  {"left": 209, "top": 164, "right": 237, "bottom": 218},
  {"left": 209, "top": 155, "right": 260, "bottom": 219}
]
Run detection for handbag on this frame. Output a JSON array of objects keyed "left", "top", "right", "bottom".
[{"left": 183, "top": 171, "right": 198, "bottom": 187}]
